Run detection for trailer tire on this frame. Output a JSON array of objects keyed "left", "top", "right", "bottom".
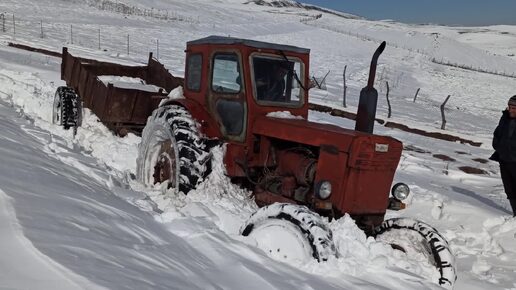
[
  {"left": 52, "top": 86, "right": 81, "bottom": 130},
  {"left": 241, "top": 203, "right": 336, "bottom": 263},
  {"left": 374, "top": 218, "right": 457, "bottom": 289},
  {"left": 137, "top": 105, "right": 210, "bottom": 194}
]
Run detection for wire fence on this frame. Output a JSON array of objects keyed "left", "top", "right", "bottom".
[
  {"left": 301, "top": 18, "right": 516, "bottom": 79},
  {"left": 85, "top": 0, "right": 200, "bottom": 23},
  {"left": 0, "top": 9, "right": 192, "bottom": 62}
]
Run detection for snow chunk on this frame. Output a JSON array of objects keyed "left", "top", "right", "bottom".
[
  {"left": 158, "top": 87, "right": 185, "bottom": 107},
  {"left": 97, "top": 75, "right": 166, "bottom": 93},
  {"left": 266, "top": 111, "right": 304, "bottom": 119}
]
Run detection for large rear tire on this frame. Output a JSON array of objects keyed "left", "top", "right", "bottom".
[
  {"left": 241, "top": 203, "right": 336, "bottom": 263},
  {"left": 136, "top": 105, "right": 210, "bottom": 194},
  {"left": 374, "top": 218, "right": 457, "bottom": 289}
]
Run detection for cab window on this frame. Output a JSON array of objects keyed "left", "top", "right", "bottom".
[
  {"left": 211, "top": 53, "right": 241, "bottom": 94},
  {"left": 252, "top": 56, "right": 303, "bottom": 105},
  {"left": 186, "top": 54, "right": 202, "bottom": 91}
]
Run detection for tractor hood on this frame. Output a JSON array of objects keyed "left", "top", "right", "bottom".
[{"left": 252, "top": 116, "right": 400, "bottom": 153}]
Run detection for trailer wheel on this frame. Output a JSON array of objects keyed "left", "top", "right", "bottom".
[
  {"left": 374, "top": 218, "right": 457, "bottom": 289},
  {"left": 52, "top": 86, "right": 81, "bottom": 130},
  {"left": 241, "top": 203, "right": 336, "bottom": 263},
  {"left": 137, "top": 105, "right": 210, "bottom": 194}
]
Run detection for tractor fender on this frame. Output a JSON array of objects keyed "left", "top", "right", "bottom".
[{"left": 160, "top": 98, "right": 222, "bottom": 139}]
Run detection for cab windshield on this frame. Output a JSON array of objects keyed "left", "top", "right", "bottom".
[{"left": 252, "top": 56, "right": 304, "bottom": 106}]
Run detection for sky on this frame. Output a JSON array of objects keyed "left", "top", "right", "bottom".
[{"left": 301, "top": 0, "right": 516, "bottom": 26}]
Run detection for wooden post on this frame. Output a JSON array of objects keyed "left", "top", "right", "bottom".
[
  {"left": 98, "top": 28, "right": 101, "bottom": 50},
  {"left": 413, "top": 88, "right": 420, "bottom": 102},
  {"left": 342, "top": 65, "right": 347, "bottom": 108},
  {"left": 440, "top": 95, "right": 451, "bottom": 130},
  {"left": 386, "top": 81, "right": 391, "bottom": 118},
  {"left": 40, "top": 20, "right": 43, "bottom": 38},
  {"left": 157, "top": 39, "right": 159, "bottom": 60},
  {"left": 0, "top": 13, "right": 5, "bottom": 33},
  {"left": 70, "top": 24, "right": 73, "bottom": 44},
  {"left": 127, "top": 34, "right": 129, "bottom": 55},
  {"left": 12, "top": 14, "right": 15, "bottom": 38}
]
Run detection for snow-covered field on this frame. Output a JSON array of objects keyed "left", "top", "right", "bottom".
[{"left": 1, "top": 0, "right": 516, "bottom": 289}]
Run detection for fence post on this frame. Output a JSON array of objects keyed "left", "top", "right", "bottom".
[
  {"left": 157, "top": 39, "right": 159, "bottom": 59},
  {"left": 70, "top": 24, "right": 73, "bottom": 44},
  {"left": 40, "top": 20, "right": 43, "bottom": 38},
  {"left": 413, "top": 88, "right": 420, "bottom": 102},
  {"left": 127, "top": 34, "right": 129, "bottom": 55},
  {"left": 12, "top": 14, "right": 15, "bottom": 38},
  {"left": 386, "top": 81, "right": 391, "bottom": 118},
  {"left": 342, "top": 65, "right": 347, "bottom": 108},
  {"left": 98, "top": 28, "right": 101, "bottom": 50},
  {"left": 0, "top": 13, "right": 5, "bottom": 33},
  {"left": 440, "top": 95, "right": 451, "bottom": 130}
]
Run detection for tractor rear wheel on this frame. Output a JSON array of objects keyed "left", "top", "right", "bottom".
[
  {"left": 136, "top": 105, "right": 210, "bottom": 194},
  {"left": 374, "top": 218, "right": 457, "bottom": 289},
  {"left": 241, "top": 203, "right": 336, "bottom": 263},
  {"left": 52, "top": 86, "right": 81, "bottom": 130}
]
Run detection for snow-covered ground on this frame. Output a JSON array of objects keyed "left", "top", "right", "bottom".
[{"left": 1, "top": 0, "right": 516, "bottom": 289}]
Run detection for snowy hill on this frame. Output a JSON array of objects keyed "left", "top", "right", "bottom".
[
  {"left": 245, "top": 0, "right": 362, "bottom": 19},
  {"left": 1, "top": 0, "right": 516, "bottom": 289}
]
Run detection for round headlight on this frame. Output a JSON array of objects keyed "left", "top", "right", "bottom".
[
  {"left": 391, "top": 183, "right": 410, "bottom": 201},
  {"left": 316, "top": 181, "right": 332, "bottom": 199}
]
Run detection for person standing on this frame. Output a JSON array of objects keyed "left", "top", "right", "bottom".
[{"left": 491, "top": 95, "right": 516, "bottom": 216}]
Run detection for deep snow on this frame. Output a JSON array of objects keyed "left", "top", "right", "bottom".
[{"left": 1, "top": 0, "right": 516, "bottom": 289}]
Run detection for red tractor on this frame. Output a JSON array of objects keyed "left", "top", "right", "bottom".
[{"left": 54, "top": 36, "right": 456, "bottom": 288}]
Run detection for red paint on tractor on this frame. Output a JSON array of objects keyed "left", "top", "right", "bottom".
[{"left": 59, "top": 36, "right": 405, "bottom": 231}]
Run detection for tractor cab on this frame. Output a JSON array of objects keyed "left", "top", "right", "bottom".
[{"left": 182, "top": 36, "right": 310, "bottom": 143}]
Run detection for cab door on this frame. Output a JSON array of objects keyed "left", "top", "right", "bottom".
[{"left": 208, "top": 51, "right": 247, "bottom": 142}]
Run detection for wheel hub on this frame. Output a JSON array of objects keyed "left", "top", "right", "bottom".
[
  {"left": 152, "top": 140, "right": 176, "bottom": 188},
  {"left": 248, "top": 219, "right": 312, "bottom": 263},
  {"left": 53, "top": 93, "right": 62, "bottom": 125}
]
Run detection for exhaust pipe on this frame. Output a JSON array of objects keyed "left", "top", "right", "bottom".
[{"left": 355, "top": 41, "right": 386, "bottom": 134}]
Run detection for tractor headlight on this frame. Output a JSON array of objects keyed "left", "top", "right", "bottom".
[
  {"left": 316, "top": 181, "right": 332, "bottom": 199},
  {"left": 391, "top": 183, "right": 410, "bottom": 201}
]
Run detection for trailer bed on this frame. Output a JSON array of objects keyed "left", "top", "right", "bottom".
[{"left": 60, "top": 48, "right": 183, "bottom": 135}]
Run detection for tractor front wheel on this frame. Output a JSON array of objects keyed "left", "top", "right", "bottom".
[
  {"left": 136, "top": 105, "right": 210, "bottom": 194},
  {"left": 374, "top": 218, "right": 457, "bottom": 289},
  {"left": 241, "top": 203, "right": 336, "bottom": 263}
]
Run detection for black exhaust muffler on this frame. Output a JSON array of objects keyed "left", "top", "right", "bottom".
[{"left": 355, "top": 41, "right": 386, "bottom": 134}]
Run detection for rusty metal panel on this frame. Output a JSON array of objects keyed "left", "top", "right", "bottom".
[
  {"left": 70, "top": 58, "right": 81, "bottom": 91},
  {"left": 224, "top": 143, "right": 246, "bottom": 177},
  {"left": 348, "top": 136, "right": 402, "bottom": 170},
  {"left": 61, "top": 47, "right": 67, "bottom": 81},
  {"left": 104, "top": 87, "right": 138, "bottom": 122},
  {"left": 131, "top": 93, "right": 162, "bottom": 124},
  {"left": 340, "top": 167, "right": 394, "bottom": 215},
  {"left": 317, "top": 150, "right": 348, "bottom": 209},
  {"left": 335, "top": 136, "right": 402, "bottom": 215},
  {"left": 59, "top": 49, "right": 185, "bottom": 135},
  {"left": 91, "top": 82, "right": 110, "bottom": 120},
  {"left": 253, "top": 116, "right": 354, "bottom": 151},
  {"left": 146, "top": 57, "right": 183, "bottom": 93},
  {"left": 63, "top": 53, "right": 75, "bottom": 87},
  {"left": 78, "top": 66, "right": 89, "bottom": 103},
  {"left": 83, "top": 73, "right": 94, "bottom": 108}
]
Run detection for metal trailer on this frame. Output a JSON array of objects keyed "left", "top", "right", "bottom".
[{"left": 59, "top": 47, "right": 183, "bottom": 135}]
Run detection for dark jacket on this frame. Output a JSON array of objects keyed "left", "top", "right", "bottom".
[{"left": 491, "top": 110, "right": 516, "bottom": 163}]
